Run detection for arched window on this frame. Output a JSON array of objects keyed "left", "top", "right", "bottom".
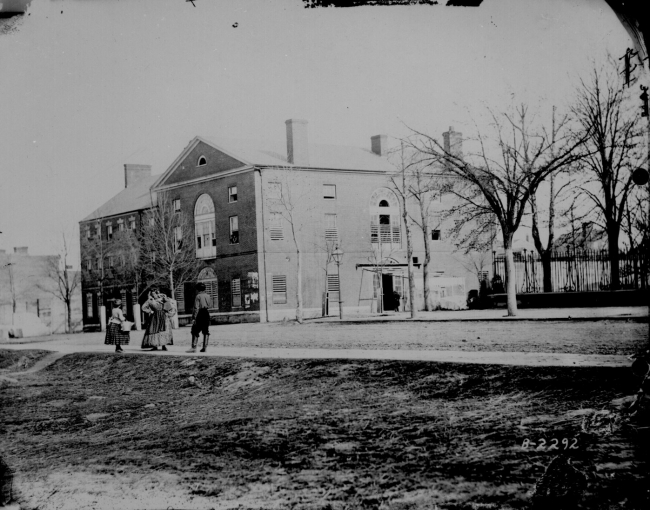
[
  {"left": 194, "top": 194, "right": 216, "bottom": 259},
  {"left": 197, "top": 156, "right": 207, "bottom": 166},
  {"left": 197, "top": 267, "right": 218, "bottom": 309},
  {"left": 369, "top": 189, "right": 401, "bottom": 246}
]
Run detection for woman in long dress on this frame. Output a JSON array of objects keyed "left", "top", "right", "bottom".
[
  {"left": 104, "top": 299, "right": 130, "bottom": 353},
  {"left": 141, "top": 290, "right": 175, "bottom": 351}
]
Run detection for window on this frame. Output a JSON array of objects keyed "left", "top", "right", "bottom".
[
  {"left": 325, "top": 214, "right": 338, "bottom": 241},
  {"left": 323, "top": 184, "right": 336, "bottom": 199},
  {"left": 197, "top": 156, "right": 207, "bottom": 166},
  {"left": 108, "top": 256, "right": 114, "bottom": 268},
  {"left": 118, "top": 220, "right": 125, "bottom": 231},
  {"left": 327, "top": 273, "right": 340, "bottom": 303},
  {"left": 370, "top": 189, "right": 401, "bottom": 246},
  {"left": 95, "top": 257, "right": 101, "bottom": 270},
  {"left": 229, "top": 216, "right": 239, "bottom": 244},
  {"left": 413, "top": 257, "right": 419, "bottom": 264},
  {"left": 174, "top": 226, "right": 183, "bottom": 251},
  {"left": 231, "top": 278, "right": 242, "bottom": 307},
  {"left": 174, "top": 287, "right": 185, "bottom": 314},
  {"left": 197, "top": 268, "right": 219, "bottom": 309},
  {"left": 86, "top": 294, "right": 93, "bottom": 318},
  {"left": 267, "top": 182, "right": 281, "bottom": 199},
  {"left": 270, "top": 212, "right": 284, "bottom": 240},
  {"left": 86, "top": 259, "right": 92, "bottom": 271},
  {"left": 106, "top": 225, "right": 113, "bottom": 240},
  {"left": 173, "top": 199, "right": 181, "bottom": 212},
  {"left": 478, "top": 271, "right": 489, "bottom": 282},
  {"left": 129, "top": 219, "right": 136, "bottom": 230},
  {"left": 228, "top": 186, "right": 238, "bottom": 203},
  {"left": 85, "top": 226, "right": 91, "bottom": 239},
  {"left": 149, "top": 216, "right": 155, "bottom": 227},
  {"left": 194, "top": 194, "right": 216, "bottom": 259},
  {"left": 432, "top": 229, "right": 441, "bottom": 241},
  {"left": 272, "top": 275, "right": 287, "bottom": 304},
  {"left": 95, "top": 223, "right": 101, "bottom": 237}
]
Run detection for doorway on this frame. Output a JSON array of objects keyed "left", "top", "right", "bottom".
[{"left": 381, "top": 274, "right": 393, "bottom": 312}]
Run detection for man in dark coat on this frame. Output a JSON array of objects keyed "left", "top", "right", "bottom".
[{"left": 188, "top": 283, "right": 211, "bottom": 353}]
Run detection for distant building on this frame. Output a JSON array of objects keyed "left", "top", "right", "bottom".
[
  {"left": 79, "top": 121, "right": 487, "bottom": 328},
  {"left": 0, "top": 247, "right": 82, "bottom": 337}
]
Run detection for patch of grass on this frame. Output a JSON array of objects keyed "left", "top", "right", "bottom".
[
  {"left": 0, "top": 349, "right": 51, "bottom": 371},
  {"left": 1, "top": 353, "right": 649, "bottom": 509}
]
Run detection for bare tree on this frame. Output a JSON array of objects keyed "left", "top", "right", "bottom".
[
  {"left": 266, "top": 170, "right": 314, "bottom": 323},
  {"left": 41, "top": 233, "right": 81, "bottom": 333},
  {"left": 527, "top": 107, "right": 580, "bottom": 292},
  {"left": 388, "top": 143, "right": 417, "bottom": 318},
  {"left": 139, "top": 192, "right": 200, "bottom": 300},
  {"left": 571, "top": 60, "right": 646, "bottom": 289},
  {"left": 81, "top": 217, "right": 108, "bottom": 308},
  {"left": 409, "top": 105, "right": 588, "bottom": 316}
]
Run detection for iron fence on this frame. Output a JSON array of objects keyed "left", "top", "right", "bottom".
[{"left": 492, "top": 249, "right": 649, "bottom": 293}]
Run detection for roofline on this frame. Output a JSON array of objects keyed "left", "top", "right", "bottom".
[
  {"left": 79, "top": 208, "right": 149, "bottom": 225},
  {"left": 153, "top": 164, "right": 255, "bottom": 192},
  {"left": 153, "top": 136, "right": 256, "bottom": 189},
  {"left": 257, "top": 164, "right": 390, "bottom": 175}
]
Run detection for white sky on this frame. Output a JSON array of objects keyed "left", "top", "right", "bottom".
[{"left": 0, "top": 0, "right": 633, "bottom": 266}]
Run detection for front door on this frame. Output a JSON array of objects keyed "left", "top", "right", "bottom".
[{"left": 381, "top": 274, "right": 393, "bottom": 312}]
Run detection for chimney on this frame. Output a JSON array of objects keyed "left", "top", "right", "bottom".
[
  {"left": 371, "top": 135, "right": 388, "bottom": 156},
  {"left": 442, "top": 126, "right": 463, "bottom": 158},
  {"left": 285, "top": 119, "right": 309, "bottom": 166},
  {"left": 124, "top": 164, "right": 152, "bottom": 188},
  {"left": 13, "top": 247, "right": 28, "bottom": 255}
]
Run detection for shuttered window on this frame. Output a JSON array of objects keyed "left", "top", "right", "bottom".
[
  {"left": 86, "top": 293, "right": 93, "bottom": 318},
  {"left": 327, "top": 273, "right": 340, "bottom": 301},
  {"left": 270, "top": 212, "right": 284, "bottom": 240},
  {"left": 325, "top": 214, "right": 338, "bottom": 241},
  {"left": 174, "top": 287, "right": 185, "bottom": 314},
  {"left": 231, "top": 278, "right": 241, "bottom": 307},
  {"left": 272, "top": 275, "right": 287, "bottom": 304}
]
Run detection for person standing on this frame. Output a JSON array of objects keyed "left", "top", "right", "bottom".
[
  {"left": 104, "top": 299, "right": 130, "bottom": 353},
  {"left": 141, "top": 289, "right": 174, "bottom": 351},
  {"left": 188, "top": 282, "right": 211, "bottom": 353},
  {"left": 392, "top": 289, "right": 401, "bottom": 312}
]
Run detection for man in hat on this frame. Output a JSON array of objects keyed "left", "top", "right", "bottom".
[{"left": 188, "top": 282, "right": 211, "bottom": 353}]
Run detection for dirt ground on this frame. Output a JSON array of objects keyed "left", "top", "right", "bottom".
[
  {"left": 205, "top": 320, "right": 647, "bottom": 355},
  {"left": 1, "top": 350, "right": 649, "bottom": 510}
]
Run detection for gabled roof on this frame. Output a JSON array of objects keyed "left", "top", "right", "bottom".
[
  {"left": 82, "top": 175, "right": 158, "bottom": 222},
  {"left": 202, "top": 137, "right": 395, "bottom": 172}
]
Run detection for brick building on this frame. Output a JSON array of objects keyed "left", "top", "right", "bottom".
[{"left": 80, "top": 120, "right": 486, "bottom": 327}]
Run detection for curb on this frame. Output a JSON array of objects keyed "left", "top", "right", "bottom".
[{"left": 310, "top": 316, "right": 648, "bottom": 324}]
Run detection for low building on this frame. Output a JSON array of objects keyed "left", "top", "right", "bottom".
[{"left": 0, "top": 247, "right": 82, "bottom": 337}]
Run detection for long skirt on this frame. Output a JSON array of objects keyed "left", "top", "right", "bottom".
[
  {"left": 141, "top": 311, "right": 173, "bottom": 347},
  {"left": 104, "top": 322, "right": 130, "bottom": 346}
]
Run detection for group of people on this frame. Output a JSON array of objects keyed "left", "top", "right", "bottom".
[{"left": 103, "top": 283, "right": 212, "bottom": 354}]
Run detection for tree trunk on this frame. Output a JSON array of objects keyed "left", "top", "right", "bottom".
[
  {"left": 296, "top": 247, "right": 303, "bottom": 323},
  {"left": 404, "top": 211, "right": 417, "bottom": 318},
  {"left": 169, "top": 271, "right": 175, "bottom": 298},
  {"left": 66, "top": 300, "right": 72, "bottom": 333},
  {"left": 541, "top": 251, "right": 553, "bottom": 293},
  {"left": 503, "top": 233, "right": 518, "bottom": 316},
  {"left": 608, "top": 229, "right": 621, "bottom": 290},
  {"left": 419, "top": 200, "right": 432, "bottom": 311}
]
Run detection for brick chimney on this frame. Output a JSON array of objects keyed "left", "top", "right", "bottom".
[
  {"left": 13, "top": 247, "right": 28, "bottom": 255},
  {"left": 371, "top": 135, "right": 388, "bottom": 156},
  {"left": 124, "top": 164, "right": 152, "bottom": 188},
  {"left": 442, "top": 126, "right": 463, "bottom": 158},
  {"left": 285, "top": 119, "right": 309, "bottom": 166}
]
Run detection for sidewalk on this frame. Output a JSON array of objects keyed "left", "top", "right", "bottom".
[{"left": 311, "top": 306, "right": 648, "bottom": 323}]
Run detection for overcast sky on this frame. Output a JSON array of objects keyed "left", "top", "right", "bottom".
[{"left": 0, "top": 0, "right": 632, "bottom": 265}]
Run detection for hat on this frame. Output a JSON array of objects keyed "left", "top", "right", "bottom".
[
  {"left": 196, "top": 282, "right": 206, "bottom": 291},
  {"left": 113, "top": 299, "right": 122, "bottom": 306}
]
